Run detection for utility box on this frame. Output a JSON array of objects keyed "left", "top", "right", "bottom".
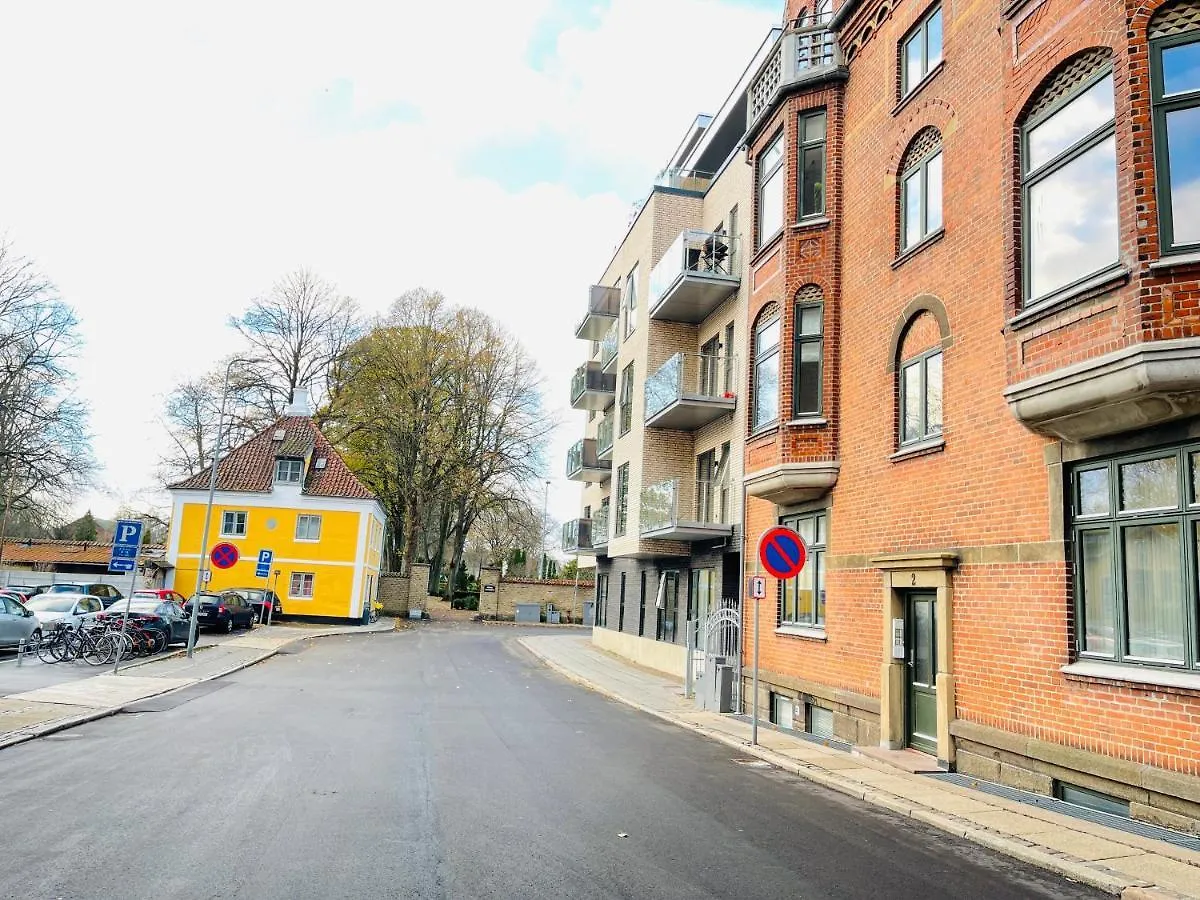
[
  {"left": 408, "top": 607, "right": 422, "bottom": 620},
  {"left": 514, "top": 603, "right": 540, "bottom": 624},
  {"left": 547, "top": 604, "right": 560, "bottom": 625},
  {"left": 696, "top": 655, "right": 735, "bottom": 713}
]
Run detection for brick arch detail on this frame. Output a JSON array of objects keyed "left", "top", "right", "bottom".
[
  {"left": 886, "top": 294, "right": 953, "bottom": 373},
  {"left": 887, "top": 98, "right": 957, "bottom": 178}
]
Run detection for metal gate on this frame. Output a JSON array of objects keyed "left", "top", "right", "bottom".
[{"left": 690, "top": 596, "right": 741, "bottom": 711}]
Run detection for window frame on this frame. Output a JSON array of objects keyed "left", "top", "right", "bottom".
[
  {"left": 614, "top": 463, "right": 630, "bottom": 537},
  {"left": 792, "top": 300, "right": 824, "bottom": 417},
  {"left": 797, "top": 110, "right": 827, "bottom": 221},
  {"left": 779, "top": 510, "right": 828, "bottom": 629},
  {"left": 1150, "top": 31, "right": 1200, "bottom": 256},
  {"left": 220, "top": 510, "right": 248, "bottom": 538},
  {"left": 1020, "top": 66, "right": 1118, "bottom": 307},
  {"left": 275, "top": 458, "right": 303, "bottom": 484},
  {"left": 295, "top": 514, "right": 322, "bottom": 542},
  {"left": 900, "top": 147, "right": 943, "bottom": 251},
  {"left": 900, "top": 5, "right": 944, "bottom": 97},
  {"left": 619, "top": 363, "right": 634, "bottom": 436},
  {"left": 757, "top": 131, "right": 786, "bottom": 249},
  {"left": 623, "top": 265, "right": 639, "bottom": 340},
  {"left": 752, "top": 311, "right": 782, "bottom": 432},
  {"left": 898, "top": 347, "right": 943, "bottom": 446},
  {"left": 288, "top": 572, "right": 316, "bottom": 599}
]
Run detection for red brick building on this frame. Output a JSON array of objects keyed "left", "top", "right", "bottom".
[{"left": 741, "top": 0, "right": 1200, "bottom": 830}]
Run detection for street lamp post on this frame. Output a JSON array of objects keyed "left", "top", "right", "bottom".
[
  {"left": 186, "top": 357, "right": 249, "bottom": 658},
  {"left": 540, "top": 479, "right": 550, "bottom": 579}
]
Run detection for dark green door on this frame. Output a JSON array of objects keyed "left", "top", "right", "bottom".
[{"left": 906, "top": 592, "right": 938, "bottom": 755}]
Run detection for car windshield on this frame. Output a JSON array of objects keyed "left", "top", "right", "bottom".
[
  {"left": 188, "top": 594, "right": 222, "bottom": 604},
  {"left": 132, "top": 591, "right": 160, "bottom": 599},
  {"left": 47, "top": 584, "right": 83, "bottom": 593},
  {"left": 26, "top": 596, "right": 78, "bottom": 612},
  {"left": 114, "top": 601, "right": 160, "bottom": 614},
  {"left": 236, "top": 590, "right": 264, "bottom": 601}
]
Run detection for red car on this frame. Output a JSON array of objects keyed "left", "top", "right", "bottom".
[{"left": 130, "top": 589, "right": 188, "bottom": 605}]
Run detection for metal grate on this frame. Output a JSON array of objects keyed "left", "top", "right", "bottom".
[
  {"left": 795, "top": 283, "right": 823, "bottom": 304},
  {"left": 927, "top": 772, "right": 1200, "bottom": 852},
  {"left": 1150, "top": 0, "right": 1200, "bottom": 38},
  {"left": 901, "top": 126, "right": 942, "bottom": 173},
  {"left": 751, "top": 47, "right": 783, "bottom": 120},
  {"left": 1025, "top": 48, "right": 1113, "bottom": 122}
]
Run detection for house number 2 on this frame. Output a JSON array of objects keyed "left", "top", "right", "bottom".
[{"left": 911, "top": 573, "right": 917, "bottom": 586}]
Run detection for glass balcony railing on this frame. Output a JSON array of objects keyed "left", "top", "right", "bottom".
[
  {"left": 648, "top": 229, "right": 740, "bottom": 323},
  {"left": 640, "top": 477, "right": 732, "bottom": 536},
  {"left": 640, "top": 477, "right": 680, "bottom": 535},
  {"left": 653, "top": 167, "right": 713, "bottom": 192},
  {"left": 592, "top": 506, "right": 610, "bottom": 546},
  {"left": 562, "top": 519, "right": 593, "bottom": 553},
  {"left": 644, "top": 352, "right": 736, "bottom": 428},
  {"left": 599, "top": 321, "right": 618, "bottom": 372},
  {"left": 570, "top": 361, "right": 616, "bottom": 410},
  {"left": 597, "top": 414, "right": 614, "bottom": 459},
  {"left": 575, "top": 285, "right": 621, "bottom": 341},
  {"left": 566, "top": 438, "right": 611, "bottom": 481}
]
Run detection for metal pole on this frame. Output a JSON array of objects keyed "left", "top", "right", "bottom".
[
  {"left": 684, "top": 619, "right": 695, "bottom": 698},
  {"left": 266, "top": 569, "right": 279, "bottom": 626},
  {"left": 113, "top": 525, "right": 145, "bottom": 675},
  {"left": 752, "top": 570, "right": 760, "bottom": 746},
  {"left": 540, "top": 480, "right": 550, "bottom": 579}
]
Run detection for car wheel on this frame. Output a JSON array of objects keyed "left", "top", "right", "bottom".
[
  {"left": 222, "top": 617, "right": 233, "bottom": 634},
  {"left": 30, "top": 628, "right": 42, "bottom": 643}
]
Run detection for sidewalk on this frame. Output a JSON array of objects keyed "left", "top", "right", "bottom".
[
  {"left": 0, "top": 619, "right": 395, "bottom": 750},
  {"left": 520, "top": 634, "right": 1200, "bottom": 900}
]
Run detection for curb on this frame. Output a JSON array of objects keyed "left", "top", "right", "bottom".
[{"left": 520, "top": 638, "right": 1174, "bottom": 899}]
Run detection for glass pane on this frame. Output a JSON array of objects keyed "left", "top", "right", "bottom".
[
  {"left": 926, "top": 9, "right": 943, "bottom": 69},
  {"left": 754, "top": 354, "right": 779, "bottom": 427},
  {"left": 1165, "top": 106, "right": 1200, "bottom": 246},
  {"left": 757, "top": 317, "right": 781, "bottom": 352},
  {"left": 815, "top": 513, "right": 826, "bottom": 546},
  {"left": 925, "top": 353, "right": 943, "bottom": 434},
  {"left": 926, "top": 153, "right": 943, "bottom": 233},
  {"left": 913, "top": 599, "right": 933, "bottom": 685},
  {"left": 1027, "top": 74, "right": 1114, "bottom": 171},
  {"left": 761, "top": 135, "right": 783, "bottom": 172},
  {"left": 793, "top": 515, "right": 816, "bottom": 545},
  {"left": 800, "top": 145, "right": 826, "bottom": 218},
  {"left": 795, "top": 341, "right": 821, "bottom": 415},
  {"left": 760, "top": 166, "right": 784, "bottom": 241},
  {"left": 798, "top": 305, "right": 822, "bottom": 335},
  {"left": 1078, "top": 468, "right": 1110, "bottom": 516},
  {"left": 815, "top": 555, "right": 825, "bottom": 626},
  {"left": 904, "top": 32, "right": 923, "bottom": 91},
  {"left": 1028, "top": 135, "right": 1118, "bottom": 300},
  {"left": 903, "top": 362, "right": 922, "bottom": 442},
  {"left": 1119, "top": 456, "right": 1180, "bottom": 511},
  {"left": 804, "top": 111, "right": 827, "bottom": 142},
  {"left": 903, "top": 170, "right": 922, "bottom": 248},
  {"left": 1080, "top": 530, "right": 1116, "bottom": 656},
  {"left": 1192, "top": 452, "right": 1200, "bottom": 505},
  {"left": 1162, "top": 40, "right": 1200, "bottom": 96},
  {"left": 795, "top": 550, "right": 815, "bottom": 624},
  {"left": 1123, "top": 523, "right": 1185, "bottom": 662}
]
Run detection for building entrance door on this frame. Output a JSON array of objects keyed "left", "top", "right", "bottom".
[{"left": 905, "top": 591, "right": 938, "bottom": 755}]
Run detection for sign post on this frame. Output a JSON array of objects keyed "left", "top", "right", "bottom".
[
  {"left": 752, "top": 526, "right": 808, "bottom": 746},
  {"left": 255, "top": 550, "right": 274, "bottom": 624},
  {"left": 108, "top": 519, "right": 144, "bottom": 675}
]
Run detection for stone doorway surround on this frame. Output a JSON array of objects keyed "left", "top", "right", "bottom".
[{"left": 871, "top": 551, "right": 958, "bottom": 768}]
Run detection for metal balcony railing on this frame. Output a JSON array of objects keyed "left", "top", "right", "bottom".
[
  {"left": 748, "top": 18, "right": 842, "bottom": 130},
  {"left": 644, "top": 352, "right": 736, "bottom": 428},
  {"left": 648, "top": 229, "right": 741, "bottom": 323}
]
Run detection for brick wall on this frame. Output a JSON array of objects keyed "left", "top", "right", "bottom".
[{"left": 484, "top": 577, "right": 589, "bottom": 622}]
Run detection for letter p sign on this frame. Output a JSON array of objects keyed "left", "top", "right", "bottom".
[{"left": 118, "top": 523, "right": 140, "bottom": 544}]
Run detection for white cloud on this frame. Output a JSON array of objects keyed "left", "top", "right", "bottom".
[{"left": 0, "top": 0, "right": 776, "bottom": 530}]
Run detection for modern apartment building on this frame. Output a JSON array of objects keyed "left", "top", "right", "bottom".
[
  {"left": 739, "top": 0, "right": 1200, "bottom": 830},
  {"left": 564, "top": 35, "right": 779, "bottom": 672}
]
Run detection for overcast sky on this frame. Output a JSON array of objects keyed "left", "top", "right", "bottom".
[{"left": 0, "top": 0, "right": 778, "bottom": 532}]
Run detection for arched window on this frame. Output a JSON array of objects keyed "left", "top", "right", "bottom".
[
  {"left": 1149, "top": 1, "right": 1200, "bottom": 254},
  {"left": 899, "top": 127, "right": 943, "bottom": 252},
  {"left": 751, "top": 303, "right": 781, "bottom": 431},
  {"left": 1020, "top": 49, "right": 1118, "bottom": 305},
  {"left": 896, "top": 311, "right": 944, "bottom": 446},
  {"left": 793, "top": 285, "right": 824, "bottom": 417}
]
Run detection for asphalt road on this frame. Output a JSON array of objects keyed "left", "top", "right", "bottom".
[{"left": 0, "top": 625, "right": 1104, "bottom": 900}]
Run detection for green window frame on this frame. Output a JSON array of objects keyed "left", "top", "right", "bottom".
[
  {"left": 900, "top": 5, "right": 943, "bottom": 96},
  {"left": 615, "top": 463, "right": 630, "bottom": 537},
  {"left": 792, "top": 299, "right": 823, "bottom": 417},
  {"left": 779, "top": 511, "right": 828, "bottom": 628},
  {"left": 619, "top": 363, "right": 634, "bottom": 436},
  {"left": 1150, "top": 30, "right": 1200, "bottom": 254},
  {"left": 797, "top": 110, "right": 827, "bottom": 220},
  {"left": 899, "top": 348, "right": 943, "bottom": 445},
  {"left": 1070, "top": 444, "right": 1200, "bottom": 670}
]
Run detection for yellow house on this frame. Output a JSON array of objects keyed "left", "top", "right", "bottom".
[{"left": 165, "top": 392, "right": 385, "bottom": 622}]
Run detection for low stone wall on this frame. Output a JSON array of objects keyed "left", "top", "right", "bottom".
[
  {"left": 477, "top": 569, "right": 589, "bottom": 622},
  {"left": 592, "top": 627, "right": 687, "bottom": 678}
]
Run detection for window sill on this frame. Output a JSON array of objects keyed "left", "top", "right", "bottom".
[
  {"left": 1148, "top": 249, "right": 1200, "bottom": 272},
  {"left": 749, "top": 422, "right": 780, "bottom": 440},
  {"left": 776, "top": 625, "right": 827, "bottom": 641},
  {"left": 294, "top": 539, "right": 321, "bottom": 544},
  {"left": 1061, "top": 660, "right": 1200, "bottom": 693},
  {"left": 892, "top": 228, "right": 945, "bottom": 269},
  {"left": 892, "top": 60, "right": 945, "bottom": 117},
  {"left": 1007, "top": 264, "right": 1130, "bottom": 332},
  {"left": 219, "top": 534, "right": 247, "bottom": 541},
  {"left": 751, "top": 229, "right": 786, "bottom": 266},
  {"left": 890, "top": 436, "right": 945, "bottom": 461},
  {"left": 791, "top": 216, "right": 830, "bottom": 233},
  {"left": 786, "top": 416, "right": 828, "bottom": 427}
]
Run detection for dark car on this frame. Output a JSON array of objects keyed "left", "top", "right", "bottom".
[
  {"left": 5, "top": 584, "right": 46, "bottom": 600},
  {"left": 181, "top": 591, "right": 256, "bottom": 633},
  {"left": 46, "top": 582, "right": 125, "bottom": 608},
  {"left": 226, "top": 588, "right": 283, "bottom": 622},
  {"left": 101, "top": 599, "right": 192, "bottom": 645}
]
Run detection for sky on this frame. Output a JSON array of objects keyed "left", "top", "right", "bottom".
[{"left": 0, "top": 0, "right": 779, "bottom": 535}]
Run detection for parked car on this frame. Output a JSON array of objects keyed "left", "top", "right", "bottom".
[
  {"left": 181, "top": 591, "right": 256, "bottom": 633},
  {"left": 5, "top": 584, "right": 46, "bottom": 600},
  {"left": 131, "top": 589, "right": 188, "bottom": 606},
  {"left": 0, "top": 594, "right": 40, "bottom": 648},
  {"left": 102, "top": 599, "right": 192, "bottom": 645},
  {"left": 226, "top": 588, "right": 283, "bottom": 621},
  {"left": 44, "top": 583, "right": 125, "bottom": 608},
  {"left": 23, "top": 593, "right": 104, "bottom": 630}
]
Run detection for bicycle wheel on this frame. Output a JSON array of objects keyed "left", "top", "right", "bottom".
[
  {"left": 82, "top": 633, "right": 111, "bottom": 665},
  {"left": 37, "top": 632, "right": 64, "bottom": 664},
  {"left": 149, "top": 630, "right": 169, "bottom": 654}
]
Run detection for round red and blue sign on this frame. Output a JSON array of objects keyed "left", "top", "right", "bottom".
[
  {"left": 210, "top": 542, "right": 240, "bottom": 570},
  {"left": 757, "top": 526, "right": 808, "bottom": 580}
]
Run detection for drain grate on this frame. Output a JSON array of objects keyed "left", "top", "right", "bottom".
[{"left": 927, "top": 771, "right": 1200, "bottom": 852}]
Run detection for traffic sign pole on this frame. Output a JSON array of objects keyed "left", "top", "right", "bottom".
[
  {"left": 111, "top": 520, "right": 145, "bottom": 676},
  {"left": 752, "top": 560, "right": 760, "bottom": 747},
  {"left": 752, "top": 526, "right": 809, "bottom": 747}
]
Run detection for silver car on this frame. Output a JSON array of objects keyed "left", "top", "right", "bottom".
[
  {"left": 0, "top": 594, "right": 41, "bottom": 648},
  {"left": 23, "top": 593, "right": 103, "bottom": 631}
]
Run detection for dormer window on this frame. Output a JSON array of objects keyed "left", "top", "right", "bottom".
[{"left": 275, "top": 458, "right": 303, "bottom": 484}]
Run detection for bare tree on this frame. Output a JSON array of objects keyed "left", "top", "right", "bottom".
[{"left": 155, "top": 367, "right": 260, "bottom": 484}]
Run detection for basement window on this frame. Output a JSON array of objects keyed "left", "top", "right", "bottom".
[
  {"left": 1055, "top": 781, "right": 1130, "bottom": 818},
  {"left": 771, "top": 693, "right": 794, "bottom": 729},
  {"left": 806, "top": 704, "right": 834, "bottom": 740}
]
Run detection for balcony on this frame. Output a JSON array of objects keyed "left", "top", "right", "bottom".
[
  {"left": 649, "top": 229, "right": 741, "bottom": 324},
  {"left": 592, "top": 506, "right": 610, "bottom": 550},
  {"left": 597, "top": 414, "right": 614, "bottom": 461},
  {"left": 654, "top": 167, "right": 713, "bottom": 193},
  {"left": 599, "top": 321, "right": 619, "bottom": 374},
  {"left": 570, "top": 360, "right": 616, "bottom": 411},
  {"left": 562, "top": 518, "right": 598, "bottom": 555},
  {"left": 575, "top": 285, "right": 621, "bottom": 341},
  {"left": 645, "top": 352, "right": 736, "bottom": 430},
  {"left": 747, "top": 19, "right": 845, "bottom": 133},
  {"left": 566, "top": 438, "right": 611, "bottom": 482},
  {"left": 640, "top": 478, "right": 733, "bottom": 542}
]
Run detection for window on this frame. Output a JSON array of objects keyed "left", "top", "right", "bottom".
[
  {"left": 623, "top": 265, "right": 639, "bottom": 339},
  {"left": 295, "top": 514, "right": 322, "bottom": 541},
  {"left": 289, "top": 572, "right": 315, "bottom": 599},
  {"left": 638, "top": 571, "right": 647, "bottom": 636},
  {"left": 619, "top": 363, "right": 634, "bottom": 436},
  {"left": 900, "top": 349, "right": 943, "bottom": 444},
  {"left": 221, "top": 510, "right": 247, "bottom": 537},
  {"left": 780, "top": 511, "right": 827, "bottom": 628},
  {"left": 797, "top": 111, "right": 827, "bottom": 219},
  {"left": 1022, "top": 52, "right": 1118, "bottom": 304},
  {"left": 900, "top": 131, "right": 943, "bottom": 251},
  {"left": 656, "top": 572, "right": 679, "bottom": 643},
  {"left": 1071, "top": 444, "right": 1200, "bottom": 670},
  {"left": 752, "top": 309, "right": 781, "bottom": 430},
  {"left": 723, "top": 321, "right": 736, "bottom": 394},
  {"left": 901, "top": 5, "right": 943, "bottom": 96},
  {"left": 618, "top": 572, "right": 627, "bottom": 631},
  {"left": 615, "top": 463, "right": 630, "bottom": 537},
  {"left": 757, "top": 133, "right": 785, "bottom": 247},
  {"left": 596, "top": 574, "right": 609, "bottom": 627},
  {"left": 1150, "top": 16, "right": 1200, "bottom": 253},
  {"left": 275, "top": 458, "right": 303, "bottom": 484},
  {"left": 700, "top": 335, "right": 721, "bottom": 396},
  {"left": 793, "top": 286, "right": 823, "bottom": 417}
]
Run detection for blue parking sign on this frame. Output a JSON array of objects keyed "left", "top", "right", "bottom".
[
  {"left": 109, "top": 520, "right": 144, "bottom": 575},
  {"left": 255, "top": 548, "right": 274, "bottom": 579}
]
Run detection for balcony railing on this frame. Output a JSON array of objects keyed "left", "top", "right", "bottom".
[
  {"left": 748, "top": 19, "right": 843, "bottom": 130},
  {"left": 575, "top": 285, "right": 622, "bottom": 341},
  {"left": 592, "top": 506, "right": 610, "bottom": 548},
  {"left": 599, "top": 321, "right": 619, "bottom": 373},
  {"left": 597, "top": 413, "right": 614, "bottom": 461},
  {"left": 566, "top": 438, "right": 611, "bottom": 482},
  {"left": 645, "top": 352, "right": 737, "bottom": 430},
  {"left": 562, "top": 518, "right": 595, "bottom": 554},
  {"left": 648, "top": 229, "right": 741, "bottom": 324},
  {"left": 654, "top": 167, "right": 713, "bottom": 192},
  {"left": 640, "top": 477, "right": 734, "bottom": 540},
  {"left": 570, "top": 360, "right": 617, "bottom": 411}
]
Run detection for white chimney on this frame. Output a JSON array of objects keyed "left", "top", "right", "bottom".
[{"left": 285, "top": 387, "right": 312, "bottom": 417}]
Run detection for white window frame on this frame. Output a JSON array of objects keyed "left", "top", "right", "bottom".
[
  {"left": 900, "top": 5, "right": 943, "bottom": 97},
  {"left": 275, "top": 458, "right": 304, "bottom": 484},
  {"left": 757, "top": 133, "right": 785, "bottom": 248},
  {"left": 221, "top": 510, "right": 248, "bottom": 538},
  {"left": 289, "top": 572, "right": 315, "bottom": 599},
  {"left": 295, "top": 514, "right": 322, "bottom": 542}
]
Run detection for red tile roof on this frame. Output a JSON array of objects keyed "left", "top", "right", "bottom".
[
  {"left": 0, "top": 540, "right": 166, "bottom": 565},
  {"left": 168, "top": 417, "right": 375, "bottom": 501}
]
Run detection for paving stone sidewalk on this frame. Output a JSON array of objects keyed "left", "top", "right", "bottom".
[
  {"left": 520, "top": 634, "right": 1200, "bottom": 900},
  {"left": 0, "top": 619, "right": 395, "bottom": 750}
]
